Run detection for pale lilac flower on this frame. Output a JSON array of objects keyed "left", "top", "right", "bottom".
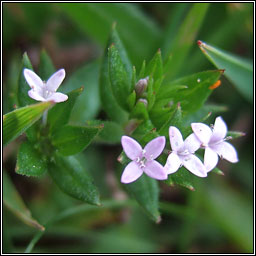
[
  {"left": 121, "top": 136, "right": 167, "bottom": 183},
  {"left": 191, "top": 116, "right": 239, "bottom": 172},
  {"left": 164, "top": 126, "right": 207, "bottom": 177},
  {"left": 24, "top": 68, "right": 68, "bottom": 103}
]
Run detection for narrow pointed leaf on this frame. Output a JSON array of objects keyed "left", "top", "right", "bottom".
[
  {"left": 198, "top": 41, "right": 253, "bottom": 102},
  {"left": 227, "top": 131, "right": 246, "bottom": 139},
  {"left": 3, "top": 101, "right": 54, "bottom": 146},
  {"left": 120, "top": 166, "right": 161, "bottom": 223},
  {"left": 99, "top": 28, "right": 128, "bottom": 123},
  {"left": 3, "top": 171, "right": 45, "bottom": 230},
  {"left": 48, "top": 154, "right": 100, "bottom": 205},
  {"left": 145, "top": 49, "right": 163, "bottom": 84},
  {"left": 51, "top": 125, "right": 101, "bottom": 156},
  {"left": 164, "top": 3, "right": 210, "bottom": 80},
  {"left": 155, "top": 70, "right": 223, "bottom": 117},
  {"left": 38, "top": 49, "right": 55, "bottom": 80},
  {"left": 16, "top": 141, "right": 47, "bottom": 177},
  {"left": 108, "top": 44, "right": 131, "bottom": 110}
]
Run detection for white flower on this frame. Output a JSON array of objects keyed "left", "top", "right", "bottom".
[
  {"left": 164, "top": 126, "right": 207, "bottom": 177},
  {"left": 121, "top": 136, "right": 167, "bottom": 183},
  {"left": 191, "top": 116, "right": 239, "bottom": 172},
  {"left": 24, "top": 69, "right": 68, "bottom": 103}
]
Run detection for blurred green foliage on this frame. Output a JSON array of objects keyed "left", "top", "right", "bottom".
[{"left": 3, "top": 3, "right": 253, "bottom": 253}]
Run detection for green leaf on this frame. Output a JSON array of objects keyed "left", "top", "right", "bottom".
[
  {"left": 145, "top": 49, "right": 163, "bottom": 84},
  {"left": 164, "top": 3, "right": 210, "bottom": 80},
  {"left": 59, "top": 3, "right": 161, "bottom": 66},
  {"left": 62, "top": 61, "right": 101, "bottom": 122},
  {"left": 47, "top": 87, "right": 83, "bottom": 133},
  {"left": 3, "top": 101, "right": 54, "bottom": 146},
  {"left": 138, "top": 60, "right": 146, "bottom": 79},
  {"left": 198, "top": 41, "right": 253, "bottom": 102},
  {"left": 38, "top": 49, "right": 55, "bottom": 80},
  {"left": 48, "top": 154, "right": 100, "bottom": 205},
  {"left": 86, "top": 120, "right": 124, "bottom": 144},
  {"left": 16, "top": 141, "right": 47, "bottom": 177},
  {"left": 51, "top": 125, "right": 101, "bottom": 156},
  {"left": 156, "top": 70, "right": 223, "bottom": 116},
  {"left": 158, "top": 103, "right": 182, "bottom": 138},
  {"left": 227, "top": 131, "right": 246, "bottom": 139},
  {"left": 17, "top": 52, "right": 34, "bottom": 107},
  {"left": 130, "top": 100, "right": 149, "bottom": 120},
  {"left": 108, "top": 44, "right": 131, "bottom": 110},
  {"left": 211, "top": 167, "right": 224, "bottom": 176},
  {"left": 166, "top": 167, "right": 195, "bottom": 191},
  {"left": 3, "top": 171, "right": 45, "bottom": 230},
  {"left": 99, "top": 29, "right": 128, "bottom": 123},
  {"left": 122, "top": 171, "right": 160, "bottom": 223},
  {"left": 151, "top": 70, "right": 223, "bottom": 129},
  {"left": 127, "top": 90, "right": 136, "bottom": 111}
]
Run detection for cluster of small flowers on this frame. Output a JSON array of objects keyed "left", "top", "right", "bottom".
[
  {"left": 120, "top": 117, "right": 238, "bottom": 184},
  {"left": 23, "top": 70, "right": 239, "bottom": 185}
]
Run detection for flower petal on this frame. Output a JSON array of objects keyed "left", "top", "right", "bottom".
[
  {"left": 184, "top": 133, "right": 201, "bottom": 153},
  {"left": 211, "top": 141, "right": 239, "bottom": 163},
  {"left": 144, "top": 160, "right": 167, "bottom": 180},
  {"left": 144, "top": 136, "right": 166, "bottom": 160},
  {"left": 181, "top": 154, "right": 207, "bottom": 177},
  {"left": 169, "top": 126, "right": 184, "bottom": 151},
  {"left": 164, "top": 153, "right": 181, "bottom": 174},
  {"left": 191, "top": 122, "right": 212, "bottom": 145},
  {"left": 204, "top": 147, "right": 219, "bottom": 172},
  {"left": 121, "top": 136, "right": 142, "bottom": 160},
  {"left": 46, "top": 92, "right": 68, "bottom": 103},
  {"left": 28, "top": 89, "right": 46, "bottom": 102},
  {"left": 24, "top": 69, "right": 43, "bottom": 90},
  {"left": 46, "top": 69, "right": 66, "bottom": 92},
  {"left": 121, "top": 161, "right": 143, "bottom": 183},
  {"left": 210, "top": 116, "right": 227, "bottom": 143}
]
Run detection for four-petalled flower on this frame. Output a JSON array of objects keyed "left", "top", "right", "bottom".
[
  {"left": 191, "top": 116, "right": 239, "bottom": 172},
  {"left": 121, "top": 136, "right": 167, "bottom": 183},
  {"left": 24, "top": 68, "right": 68, "bottom": 103},
  {"left": 164, "top": 126, "right": 207, "bottom": 177}
]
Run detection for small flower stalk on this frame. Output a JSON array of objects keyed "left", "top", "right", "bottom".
[
  {"left": 24, "top": 68, "right": 68, "bottom": 103},
  {"left": 121, "top": 136, "right": 167, "bottom": 183}
]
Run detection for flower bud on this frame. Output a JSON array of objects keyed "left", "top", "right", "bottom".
[
  {"left": 138, "top": 98, "right": 148, "bottom": 107},
  {"left": 135, "top": 77, "right": 149, "bottom": 96}
]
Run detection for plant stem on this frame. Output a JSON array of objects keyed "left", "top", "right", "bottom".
[{"left": 42, "top": 110, "right": 48, "bottom": 127}]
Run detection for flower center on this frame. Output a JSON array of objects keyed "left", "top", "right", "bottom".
[
  {"left": 179, "top": 149, "right": 190, "bottom": 156},
  {"left": 135, "top": 149, "right": 153, "bottom": 169},
  {"left": 42, "top": 82, "right": 54, "bottom": 99}
]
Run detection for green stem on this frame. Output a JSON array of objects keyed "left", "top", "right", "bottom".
[{"left": 42, "top": 110, "right": 48, "bottom": 127}]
